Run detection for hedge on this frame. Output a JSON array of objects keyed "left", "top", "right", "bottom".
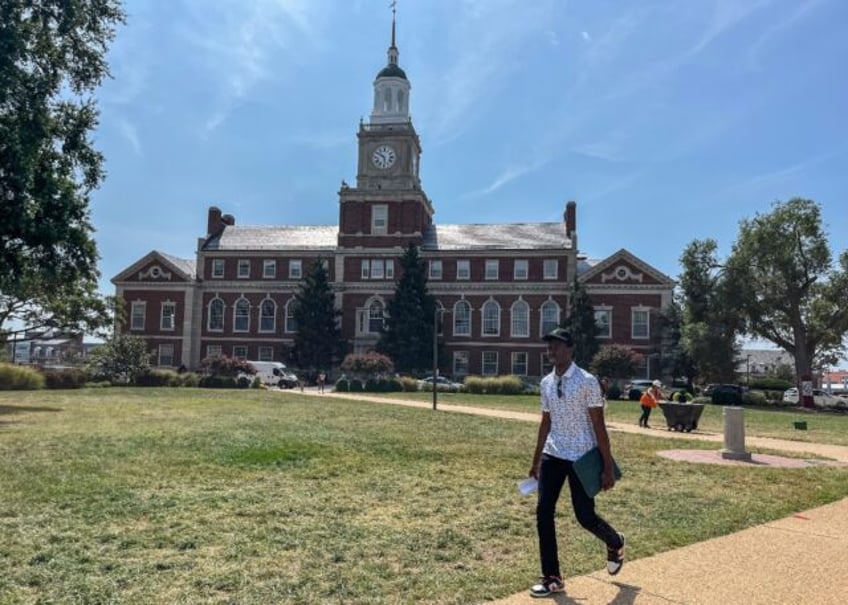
[{"left": 0, "top": 364, "right": 45, "bottom": 390}]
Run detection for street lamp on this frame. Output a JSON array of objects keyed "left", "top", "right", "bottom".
[{"left": 432, "top": 307, "right": 449, "bottom": 410}]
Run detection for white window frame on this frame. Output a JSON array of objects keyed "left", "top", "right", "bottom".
[
  {"left": 157, "top": 344, "right": 174, "bottom": 367},
  {"left": 237, "top": 259, "right": 250, "bottom": 279},
  {"left": 513, "top": 259, "right": 529, "bottom": 280},
  {"left": 511, "top": 352, "right": 528, "bottom": 376},
  {"left": 453, "top": 300, "right": 471, "bottom": 336},
  {"left": 372, "top": 204, "right": 388, "bottom": 234},
  {"left": 263, "top": 260, "right": 276, "bottom": 278},
  {"left": 456, "top": 259, "right": 470, "bottom": 280},
  {"left": 285, "top": 299, "right": 298, "bottom": 333},
  {"left": 482, "top": 351, "right": 499, "bottom": 376},
  {"left": 206, "top": 345, "right": 222, "bottom": 358},
  {"left": 631, "top": 307, "right": 650, "bottom": 340},
  {"left": 289, "top": 259, "right": 302, "bottom": 279},
  {"left": 453, "top": 351, "right": 470, "bottom": 376},
  {"left": 543, "top": 259, "right": 558, "bottom": 280},
  {"left": 259, "top": 299, "right": 276, "bottom": 333},
  {"left": 371, "top": 259, "right": 385, "bottom": 280},
  {"left": 361, "top": 259, "right": 370, "bottom": 279},
  {"left": 485, "top": 259, "right": 499, "bottom": 280},
  {"left": 482, "top": 300, "right": 500, "bottom": 337},
  {"left": 385, "top": 259, "right": 394, "bottom": 279},
  {"left": 130, "top": 301, "right": 146, "bottom": 331},
  {"left": 212, "top": 259, "right": 225, "bottom": 278},
  {"left": 429, "top": 260, "right": 443, "bottom": 280},
  {"left": 540, "top": 300, "right": 560, "bottom": 336},
  {"left": 234, "top": 298, "right": 250, "bottom": 332},
  {"left": 208, "top": 298, "right": 225, "bottom": 332},
  {"left": 368, "top": 300, "right": 385, "bottom": 333},
  {"left": 258, "top": 346, "right": 274, "bottom": 362},
  {"left": 595, "top": 307, "right": 612, "bottom": 339},
  {"left": 511, "top": 300, "right": 530, "bottom": 338},
  {"left": 160, "top": 302, "right": 176, "bottom": 331}
]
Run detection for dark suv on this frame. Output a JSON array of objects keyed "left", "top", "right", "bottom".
[{"left": 710, "top": 384, "right": 744, "bottom": 405}]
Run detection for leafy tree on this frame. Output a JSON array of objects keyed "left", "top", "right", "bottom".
[
  {"left": 678, "top": 239, "right": 741, "bottom": 382},
  {"left": 290, "top": 259, "right": 345, "bottom": 372},
  {"left": 377, "top": 243, "right": 437, "bottom": 374},
  {"left": 724, "top": 198, "right": 848, "bottom": 380},
  {"left": 590, "top": 344, "right": 644, "bottom": 380},
  {"left": 0, "top": 1, "right": 124, "bottom": 338},
  {"left": 657, "top": 297, "right": 696, "bottom": 389},
  {"left": 340, "top": 352, "right": 394, "bottom": 380},
  {"left": 86, "top": 333, "right": 151, "bottom": 384},
  {"left": 565, "top": 277, "right": 599, "bottom": 368}
]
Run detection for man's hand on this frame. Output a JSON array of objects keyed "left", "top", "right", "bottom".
[
  {"left": 601, "top": 467, "right": 616, "bottom": 491},
  {"left": 529, "top": 462, "right": 540, "bottom": 480}
]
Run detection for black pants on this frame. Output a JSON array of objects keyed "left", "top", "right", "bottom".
[
  {"left": 536, "top": 453, "right": 622, "bottom": 578},
  {"left": 639, "top": 405, "right": 652, "bottom": 427}
]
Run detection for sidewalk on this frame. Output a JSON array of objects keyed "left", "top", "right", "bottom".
[{"left": 301, "top": 390, "right": 848, "bottom": 603}]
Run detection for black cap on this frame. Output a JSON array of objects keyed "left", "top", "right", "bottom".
[{"left": 543, "top": 327, "right": 573, "bottom": 346}]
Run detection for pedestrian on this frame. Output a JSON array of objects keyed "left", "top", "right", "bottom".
[
  {"left": 317, "top": 371, "right": 326, "bottom": 394},
  {"left": 528, "top": 328, "right": 625, "bottom": 598},
  {"left": 638, "top": 380, "right": 663, "bottom": 428}
]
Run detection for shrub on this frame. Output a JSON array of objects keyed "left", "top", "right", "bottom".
[
  {"left": 349, "top": 379, "right": 364, "bottom": 392},
  {"left": 590, "top": 345, "right": 644, "bottom": 382},
  {"left": 742, "top": 390, "right": 767, "bottom": 406},
  {"left": 42, "top": 368, "right": 87, "bottom": 389},
  {"left": 747, "top": 377, "right": 794, "bottom": 391},
  {"left": 399, "top": 376, "right": 419, "bottom": 392},
  {"left": 340, "top": 352, "right": 394, "bottom": 378},
  {"left": 463, "top": 375, "right": 523, "bottom": 395},
  {"left": 199, "top": 375, "right": 241, "bottom": 389},
  {"left": 134, "top": 368, "right": 176, "bottom": 387},
  {"left": 0, "top": 363, "right": 45, "bottom": 390},
  {"left": 200, "top": 355, "right": 255, "bottom": 378},
  {"left": 335, "top": 378, "right": 350, "bottom": 392}
]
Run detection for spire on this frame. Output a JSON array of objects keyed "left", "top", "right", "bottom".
[{"left": 388, "top": 1, "right": 399, "bottom": 66}]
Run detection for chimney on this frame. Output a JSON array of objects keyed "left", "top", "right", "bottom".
[
  {"left": 564, "top": 201, "right": 576, "bottom": 238},
  {"left": 207, "top": 206, "right": 222, "bottom": 235},
  {"left": 222, "top": 214, "right": 235, "bottom": 226}
]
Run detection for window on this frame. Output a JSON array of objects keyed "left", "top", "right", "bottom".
[
  {"left": 258, "top": 346, "right": 273, "bottom": 361},
  {"left": 456, "top": 259, "right": 470, "bottom": 280},
  {"left": 237, "top": 259, "right": 250, "bottom": 278},
  {"left": 161, "top": 302, "right": 176, "bottom": 331},
  {"left": 233, "top": 346, "right": 247, "bottom": 360},
  {"left": 514, "top": 259, "right": 529, "bottom": 280},
  {"left": 212, "top": 259, "right": 225, "bottom": 278},
  {"left": 158, "top": 344, "right": 174, "bottom": 367},
  {"left": 289, "top": 260, "right": 302, "bottom": 279},
  {"left": 206, "top": 345, "right": 222, "bottom": 358},
  {"left": 361, "top": 259, "right": 393, "bottom": 279},
  {"left": 512, "top": 352, "right": 528, "bottom": 376},
  {"left": 543, "top": 259, "right": 558, "bottom": 280},
  {"left": 453, "top": 300, "right": 471, "bottom": 336},
  {"left": 482, "top": 300, "right": 500, "bottom": 336},
  {"left": 453, "top": 351, "right": 470, "bottom": 376},
  {"left": 263, "top": 260, "right": 276, "bottom": 278},
  {"left": 595, "top": 308, "right": 612, "bottom": 339},
  {"left": 259, "top": 299, "right": 276, "bottom": 332},
  {"left": 368, "top": 300, "right": 385, "bottom": 333},
  {"left": 208, "top": 299, "right": 224, "bottom": 331},
  {"left": 540, "top": 353, "right": 553, "bottom": 376},
  {"left": 632, "top": 308, "right": 650, "bottom": 339},
  {"left": 540, "top": 301, "right": 559, "bottom": 336},
  {"left": 485, "top": 259, "right": 499, "bottom": 280},
  {"left": 285, "top": 300, "right": 298, "bottom": 333},
  {"left": 372, "top": 205, "right": 388, "bottom": 234},
  {"left": 429, "top": 260, "right": 443, "bottom": 280},
  {"left": 511, "top": 300, "right": 529, "bottom": 337},
  {"left": 482, "top": 351, "right": 498, "bottom": 376},
  {"left": 371, "top": 259, "right": 385, "bottom": 279},
  {"left": 385, "top": 259, "right": 394, "bottom": 279},
  {"left": 130, "top": 301, "right": 146, "bottom": 330},
  {"left": 234, "top": 299, "right": 250, "bottom": 332}
]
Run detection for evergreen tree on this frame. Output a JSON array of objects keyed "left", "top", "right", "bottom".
[
  {"left": 657, "top": 297, "right": 697, "bottom": 390},
  {"left": 377, "top": 243, "right": 438, "bottom": 374},
  {"left": 290, "top": 259, "right": 345, "bottom": 372},
  {"left": 565, "top": 277, "right": 599, "bottom": 368}
]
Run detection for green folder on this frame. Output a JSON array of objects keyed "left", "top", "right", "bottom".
[{"left": 573, "top": 447, "right": 622, "bottom": 498}]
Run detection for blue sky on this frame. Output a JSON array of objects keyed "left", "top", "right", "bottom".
[{"left": 92, "top": 0, "right": 847, "bottom": 300}]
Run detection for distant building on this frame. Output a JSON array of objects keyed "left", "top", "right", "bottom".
[
  {"left": 5, "top": 328, "right": 87, "bottom": 366},
  {"left": 111, "top": 16, "right": 675, "bottom": 378},
  {"left": 737, "top": 349, "right": 794, "bottom": 378}
]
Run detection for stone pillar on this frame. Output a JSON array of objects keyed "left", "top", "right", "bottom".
[{"left": 721, "top": 406, "right": 752, "bottom": 461}]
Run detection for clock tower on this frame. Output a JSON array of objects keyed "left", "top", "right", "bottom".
[{"left": 338, "top": 11, "right": 433, "bottom": 248}]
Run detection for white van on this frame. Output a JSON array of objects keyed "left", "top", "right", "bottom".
[{"left": 245, "top": 361, "right": 299, "bottom": 389}]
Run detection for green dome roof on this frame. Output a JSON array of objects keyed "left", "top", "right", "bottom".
[{"left": 377, "top": 63, "right": 407, "bottom": 80}]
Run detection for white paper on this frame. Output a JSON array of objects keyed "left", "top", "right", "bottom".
[{"left": 517, "top": 477, "right": 538, "bottom": 496}]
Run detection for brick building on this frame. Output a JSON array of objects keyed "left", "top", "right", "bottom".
[{"left": 112, "top": 19, "right": 674, "bottom": 379}]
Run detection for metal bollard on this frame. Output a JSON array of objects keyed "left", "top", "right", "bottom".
[{"left": 721, "top": 406, "right": 752, "bottom": 461}]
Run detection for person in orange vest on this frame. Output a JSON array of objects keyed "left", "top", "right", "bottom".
[{"left": 638, "top": 380, "right": 663, "bottom": 428}]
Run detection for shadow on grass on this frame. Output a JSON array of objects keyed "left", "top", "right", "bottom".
[{"left": 0, "top": 405, "right": 63, "bottom": 415}]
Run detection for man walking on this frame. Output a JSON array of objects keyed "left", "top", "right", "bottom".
[{"left": 528, "top": 328, "right": 625, "bottom": 597}]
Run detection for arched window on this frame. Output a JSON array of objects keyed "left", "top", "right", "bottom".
[
  {"left": 368, "top": 300, "right": 385, "bottom": 333},
  {"left": 234, "top": 298, "right": 250, "bottom": 332},
  {"left": 208, "top": 298, "right": 224, "bottom": 331},
  {"left": 285, "top": 299, "right": 298, "bottom": 333},
  {"left": 511, "top": 300, "right": 529, "bottom": 337},
  {"left": 482, "top": 300, "right": 500, "bottom": 336},
  {"left": 259, "top": 299, "right": 276, "bottom": 332},
  {"left": 453, "top": 300, "right": 471, "bottom": 336},
  {"left": 540, "top": 301, "right": 560, "bottom": 336}
]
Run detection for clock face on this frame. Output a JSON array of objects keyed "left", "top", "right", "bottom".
[{"left": 371, "top": 144, "right": 397, "bottom": 169}]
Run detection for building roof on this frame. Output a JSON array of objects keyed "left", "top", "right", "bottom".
[
  {"left": 203, "top": 226, "right": 339, "bottom": 251},
  {"left": 158, "top": 251, "right": 196, "bottom": 277},
  {"left": 421, "top": 222, "right": 572, "bottom": 251},
  {"left": 376, "top": 63, "right": 407, "bottom": 80}
]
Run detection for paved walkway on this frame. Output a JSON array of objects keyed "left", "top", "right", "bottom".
[{"left": 298, "top": 390, "right": 848, "bottom": 603}]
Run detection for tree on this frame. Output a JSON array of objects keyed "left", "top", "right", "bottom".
[
  {"left": 678, "top": 239, "right": 741, "bottom": 382},
  {"left": 590, "top": 344, "right": 644, "bottom": 381},
  {"left": 290, "top": 259, "right": 345, "bottom": 372},
  {"left": 657, "top": 297, "right": 696, "bottom": 389},
  {"left": 724, "top": 198, "right": 848, "bottom": 379},
  {"left": 0, "top": 1, "right": 124, "bottom": 338},
  {"left": 564, "top": 277, "right": 599, "bottom": 368},
  {"left": 377, "top": 243, "right": 437, "bottom": 374},
  {"left": 86, "top": 333, "right": 151, "bottom": 384}
]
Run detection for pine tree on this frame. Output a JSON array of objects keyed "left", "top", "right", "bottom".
[
  {"left": 377, "top": 243, "right": 438, "bottom": 373},
  {"left": 565, "top": 277, "right": 600, "bottom": 369},
  {"left": 290, "top": 259, "right": 345, "bottom": 372}
]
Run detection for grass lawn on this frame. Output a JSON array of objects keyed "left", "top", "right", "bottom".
[
  {"left": 1, "top": 388, "right": 846, "bottom": 604},
  {"left": 367, "top": 391, "right": 848, "bottom": 446}
]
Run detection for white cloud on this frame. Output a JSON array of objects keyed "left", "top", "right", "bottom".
[
  {"left": 117, "top": 118, "right": 142, "bottom": 155},
  {"left": 581, "top": 31, "right": 590, "bottom": 42}
]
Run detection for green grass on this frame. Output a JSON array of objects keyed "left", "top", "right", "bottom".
[
  {"left": 366, "top": 391, "right": 848, "bottom": 446},
  {"left": 1, "top": 388, "right": 847, "bottom": 604}
]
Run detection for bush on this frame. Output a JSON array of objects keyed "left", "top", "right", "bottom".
[
  {"left": 463, "top": 375, "right": 523, "bottom": 395},
  {"left": 200, "top": 355, "right": 255, "bottom": 378},
  {"left": 335, "top": 378, "right": 350, "bottom": 392},
  {"left": 340, "top": 352, "right": 394, "bottom": 378},
  {"left": 747, "top": 377, "right": 794, "bottom": 391},
  {"left": 198, "top": 375, "right": 243, "bottom": 389},
  {"left": 0, "top": 363, "right": 45, "bottom": 390},
  {"left": 399, "top": 376, "right": 419, "bottom": 392},
  {"left": 349, "top": 379, "right": 364, "bottom": 392},
  {"left": 134, "top": 368, "right": 176, "bottom": 387},
  {"left": 42, "top": 368, "right": 87, "bottom": 389},
  {"left": 742, "top": 390, "right": 767, "bottom": 406}
]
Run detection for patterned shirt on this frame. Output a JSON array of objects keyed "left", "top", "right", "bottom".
[{"left": 540, "top": 362, "right": 604, "bottom": 461}]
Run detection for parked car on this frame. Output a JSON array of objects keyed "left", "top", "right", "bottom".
[
  {"left": 623, "top": 379, "right": 660, "bottom": 401},
  {"left": 710, "top": 384, "right": 744, "bottom": 405},
  {"left": 417, "top": 376, "right": 464, "bottom": 392},
  {"left": 783, "top": 388, "right": 847, "bottom": 408}
]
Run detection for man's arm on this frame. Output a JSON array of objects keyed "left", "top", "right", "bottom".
[
  {"left": 589, "top": 407, "right": 616, "bottom": 490},
  {"left": 529, "top": 412, "right": 551, "bottom": 479}
]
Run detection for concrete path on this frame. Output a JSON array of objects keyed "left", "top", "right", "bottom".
[{"left": 298, "top": 390, "right": 848, "bottom": 603}]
